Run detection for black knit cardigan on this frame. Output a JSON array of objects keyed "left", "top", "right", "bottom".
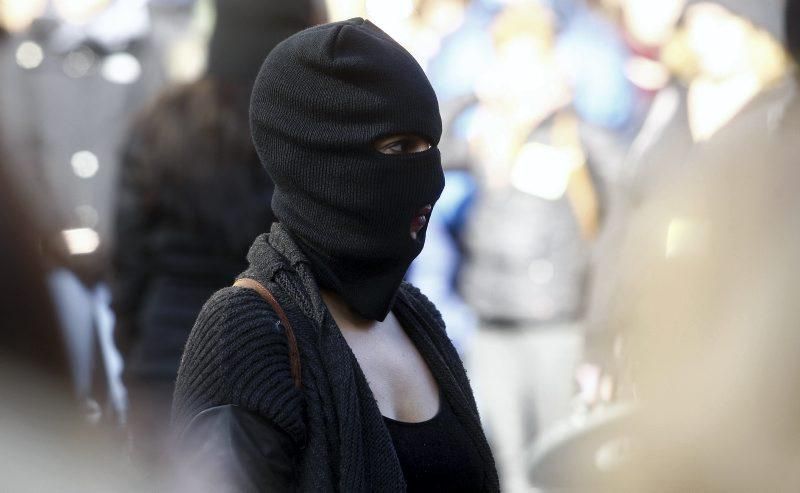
[{"left": 173, "top": 223, "right": 499, "bottom": 492}]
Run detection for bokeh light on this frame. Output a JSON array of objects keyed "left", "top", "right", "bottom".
[
  {"left": 63, "top": 48, "right": 96, "bottom": 78},
  {"left": 15, "top": 41, "right": 44, "bottom": 70},
  {"left": 510, "top": 142, "right": 584, "bottom": 201},
  {"left": 70, "top": 151, "right": 100, "bottom": 179},
  {"left": 101, "top": 53, "right": 142, "bottom": 85},
  {"left": 622, "top": 0, "right": 686, "bottom": 47},
  {"left": 61, "top": 227, "right": 101, "bottom": 255},
  {"left": 0, "top": 0, "right": 47, "bottom": 33}
]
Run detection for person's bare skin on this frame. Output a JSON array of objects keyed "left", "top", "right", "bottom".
[
  {"left": 321, "top": 289, "right": 440, "bottom": 423},
  {"left": 320, "top": 132, "right": 439, "bottom": 423}
]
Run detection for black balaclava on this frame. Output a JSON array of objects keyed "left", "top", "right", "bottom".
[{"left": 250, "top": 18, "right": 445, "bottom": 321}]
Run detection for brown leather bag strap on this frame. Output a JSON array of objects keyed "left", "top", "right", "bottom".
[{"left": 233, "top": 278, "right": 302, "bottom": 389}]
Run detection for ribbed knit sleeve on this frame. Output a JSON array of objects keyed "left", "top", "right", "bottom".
[{"left": 172, "top": 286, "right": 306, "bottom": 444}]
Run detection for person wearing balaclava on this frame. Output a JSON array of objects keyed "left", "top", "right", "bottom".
[{"left": 172, "top": 18, "right": 499, "bottom": 492}]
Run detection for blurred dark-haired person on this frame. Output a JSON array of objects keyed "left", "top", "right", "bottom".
[
  {"left": 110, "top": 0, "right": 320, "bottom": 471},
  {"left": 171, "top": 19, "right": 499, "bottom": 492}
]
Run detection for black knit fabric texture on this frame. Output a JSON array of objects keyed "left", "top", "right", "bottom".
[
  {"left": 172, "top": 224, "right": 499, "bottom": 492},
  {"left": 383, "top": 388, "right": 486, "bottom": 492},
  {"left": 250, "top": 18, "right": 445, "bottom": 321}
]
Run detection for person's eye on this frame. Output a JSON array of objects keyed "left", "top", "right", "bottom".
[
  {"left": 375, "top": 134, "right": 432, "bottom": 155},
  {"left": 383, "top": 138, "right": 415, "bottom": 154}
]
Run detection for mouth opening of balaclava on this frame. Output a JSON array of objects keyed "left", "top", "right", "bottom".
[{"left": 250, "top": 18, "right": 445, "bottom": 321}]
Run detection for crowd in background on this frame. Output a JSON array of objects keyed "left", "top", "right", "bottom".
[{"left": 2, "top": 0, "right": 800, "bottom": 491}]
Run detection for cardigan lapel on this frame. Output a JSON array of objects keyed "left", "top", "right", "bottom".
[
  {"left": 395, "top": 286, "right": 499, "bottom": 491},
  {"left": 265, "top": 224, "right": 406, "bottom": 491}
]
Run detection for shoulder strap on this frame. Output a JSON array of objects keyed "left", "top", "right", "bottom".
[{"left": 233, "top": 278, "right": 302, "bottom": 389}]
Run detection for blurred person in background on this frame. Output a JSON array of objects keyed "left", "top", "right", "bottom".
[
  {"left": 458, "top": 4, "right": 600, "bottom": 491},
  {"left": 172, "top": 18, "right": 499, "bottom": 492},
  {"left": 111, "top": 0, "right": 321, "bottom": 472}
]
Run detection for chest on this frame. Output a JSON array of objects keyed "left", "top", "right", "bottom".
[{"left": 339, "top": 313, "right": 440, "bottom": 422}]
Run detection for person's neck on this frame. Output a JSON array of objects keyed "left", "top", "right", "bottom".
[{"left": 320, "top": 289, "right": 376, "bottom": 331}]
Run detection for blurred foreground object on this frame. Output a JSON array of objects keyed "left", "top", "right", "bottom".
[
  {"left": 0, "top": 158, "right": 144, "bottom": 492},
  {"left": 605, "top": 71, "right": 800, "bottom": 492},
  {"left": 585, "top": 0, "right": 794, "bottom": 367},
  {"left": 530, "top": 1, "right": 800, "bottom": 489}
]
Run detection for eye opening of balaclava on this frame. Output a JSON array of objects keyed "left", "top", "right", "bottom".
[
  {"left": 250, "top": 18, "right": 445, "bottom": 321},
  {"left": 372, "top": 133, "right": 434, "bottom": 156}
]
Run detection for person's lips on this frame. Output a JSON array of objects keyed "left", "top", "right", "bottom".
[{"left": 410, "top": 205, "right": 432, "bottom": 240}]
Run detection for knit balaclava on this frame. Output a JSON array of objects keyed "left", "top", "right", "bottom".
[{"left": 250, "top": 18, "right": 445, "bottom": 321}]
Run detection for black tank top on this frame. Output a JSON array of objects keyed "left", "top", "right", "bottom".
[{"left": 383, "top": 390, "right": 485, "bottom": 492}]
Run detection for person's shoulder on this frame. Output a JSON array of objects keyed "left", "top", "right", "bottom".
[
  {"left": 174, "top": 285, "right": 305, "bottom": 441},
  {"left": 181, "top": 285, "right": 283, "bottom": 357},
  {"left": 184, "top": 284, "right": 300, "bottom": 377},
  {"left": 200, "top": 285, "right": 280, "bottom": 323}
]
